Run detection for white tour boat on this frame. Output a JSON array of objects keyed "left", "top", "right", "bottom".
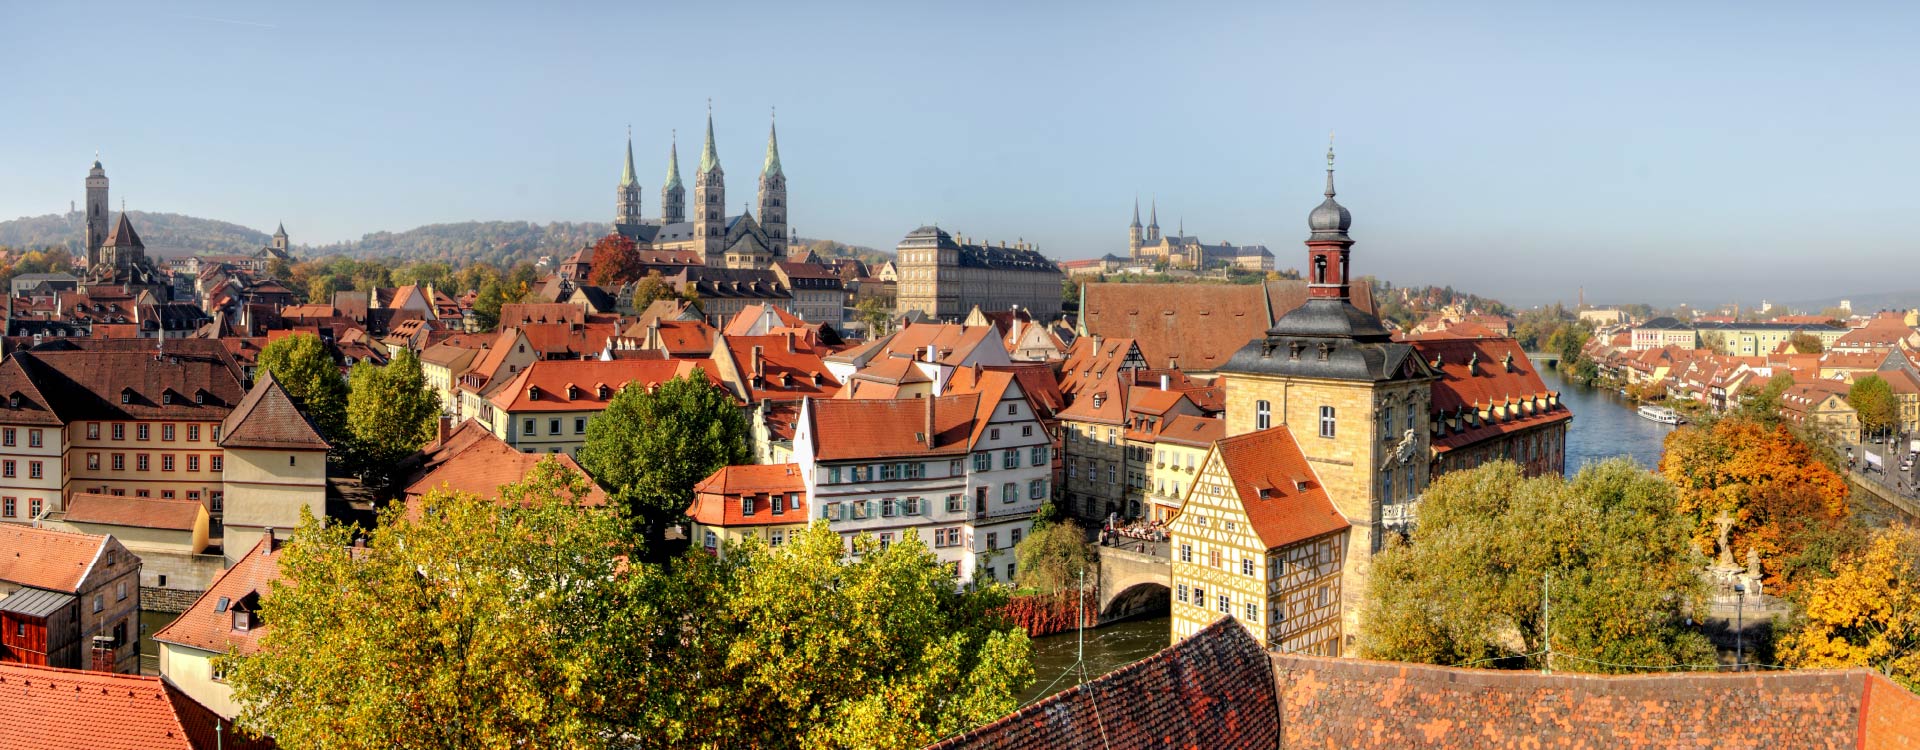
[{"left": 1638, "top": 405, "right": 1686, "bottom": 425}]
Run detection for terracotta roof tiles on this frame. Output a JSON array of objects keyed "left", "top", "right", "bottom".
[
  {"left": 218, "top": 371, "right": 331, "bottom": 451},
  {"left": 806, "top": 393, "right": 981, "bottom": 460},
  {"left": 1211, "top": 426, "right": 1351, "bottom": 550},
  {"left": 688, "top": 463, "right": 807, "bottom": 526},
  {"left": 151, "top": 536, "right": 281, "bottom": 656},
  {"left": 62, "top": 493, "right": 203, "bottom": 531},
  {"left": 0, "top": 525, "right": 109, "bottom": 593}
]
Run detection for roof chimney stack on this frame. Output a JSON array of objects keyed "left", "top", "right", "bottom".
[
  {"left": 264, "top": 527, "right": 277, "bottom": 553},
  {"left": 751, "top": 345, "right": 764, "bottom": 379},
  {"left": 1160, "top": 373, "right": 1169, "bottom": 391},
  {"left": 924, "top": 391, "right": 937, "bottom": 449}
]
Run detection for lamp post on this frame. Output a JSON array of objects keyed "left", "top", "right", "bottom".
[{"left": 1732, "top": 580, "right": 1746, "bottom": 671}]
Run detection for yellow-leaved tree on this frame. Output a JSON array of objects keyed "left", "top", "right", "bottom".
[
  {"left": 1659, "top": 415, "right": 1850, "bottom": 591},
  {"left": 1778, "top": 525, "right": 1920, "bottom": 691}
]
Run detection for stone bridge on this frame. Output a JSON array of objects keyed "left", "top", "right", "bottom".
[{"left": 1096, "top": 543, "right": 1172, "bottom": 622}]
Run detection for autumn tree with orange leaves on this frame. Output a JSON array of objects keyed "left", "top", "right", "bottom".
[
  {"left": 1778, "top": 525, "right": 1920, "bottom": 690},
  {"left": 587, "top": 232, "right": 643, "bottom": 288},
  {"left": 1660, "top": 415, "right": 1851, "bottom": 592}
]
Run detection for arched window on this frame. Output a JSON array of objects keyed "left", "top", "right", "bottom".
[{"left": 1255, "top": 400, "right": 1271, "bottom": 430}]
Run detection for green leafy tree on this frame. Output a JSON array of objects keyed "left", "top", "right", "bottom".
[
  {"left": 1778, "top": 525, "right": 1920, "bottom": 691},
  {"left": 1360, "top": 459, "right": 1715, "bottom": 672},
  {"left": 637, "top": 523, "right": 1033, "bottom": 748},
  {"left": 1848, "top": 374, "right": 1898, "bottom": 439},
  {"left": 471, "top": 279, "right": 507, "bottom": 331},
  {"left": 257, "top": 333, "right": 349, "bottom": 440},
  {"left": 226, "top": 458, "right": 632, "bottom": 749},
  {"left": 855, "top": 296, "right": 892, "bottom": 336},
  {"left": 346, "top": 349, "right": 441, "bottom": 488},
  {"left": 1735, "top": 372, "right": 1796, "bottom": 426},
  {"left": 1013, "top": 515, "right": 1095, "bottom": 594},
  {"left": 628, "top": 270, "right": 698, "bottom": 314},
  {"left": 577, "top": 373, "right": 749, "bottom": 547},
  {"left": 392, "top": 260, "right": 453, "bottom": 290}
]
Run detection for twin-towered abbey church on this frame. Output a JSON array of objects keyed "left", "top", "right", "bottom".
[{"left": 607, "top": 110, "right": 791, "bottom": 270}]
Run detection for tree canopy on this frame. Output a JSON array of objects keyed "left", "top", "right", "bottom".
[
  {"left": 1360, "top": 459, "right": 1715, "bottom": 672},
  {"left": 345, "top": 349, "right": 441, "bottom": 488},
  {"left": 586, "top": 233, "right": 642, "bottom": 288},
  {"left": 1013, "top": 511, "right": 1095, "bottom": 595},
  {"left": 577, "top": 373, "right": 750, "bottom": 548},
  {"left": 1848, "top": 374, "right": 1898, "bottom": 437},
  {"left": 257, "top": 333, "right": 349, "bottom": 441},
  {"left": 1659, "top": 414, "right": 1850, "bottom": 591},
  {"left": 1778, "top": 525, "right": 1920, "bottom": 691},
  {"left": 1788, "top": 332, "right": 1825, "bottom": 354}
]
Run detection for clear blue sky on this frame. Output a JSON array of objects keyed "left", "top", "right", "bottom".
[{"left": 3, "top": 0, "right": 1917, "bottom": 306}]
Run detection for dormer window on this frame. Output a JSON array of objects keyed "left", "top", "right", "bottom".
[
  {"left": 120, "top": 388, "right": 134, "bottom": 405},
  {"left": 596, "top": 384, "right": 611, "bottom": 399},
  {"left": 528, "top": 386, "right": 541, "bottom": 401},
  {"left": 162, "top": 392, "right": 174, "bottom": 405},
  {"left": 5, "top": 395, "right": 16, "bottom": 409},
  {"left": 566, "top": 385, "right": 580, "bottom": 400},
  {"left": 232, "top": 610, "right": 252, "bottom": 632},
  {"left": 195, "top": 390, "right": 206, "bottom": 405}
]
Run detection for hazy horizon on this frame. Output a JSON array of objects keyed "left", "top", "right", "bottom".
[{"left": 5, "top": 1, "right": 1919, "bottom": 308}]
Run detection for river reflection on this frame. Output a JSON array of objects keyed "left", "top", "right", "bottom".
[
  {"left": 1019, "top": 615, "right": 1170, "bottom": 704},
  {"left": 1540, "top": 365, "right": 1678, "bottom": 470}
]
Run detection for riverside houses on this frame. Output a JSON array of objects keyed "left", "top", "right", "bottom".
[{"left": 792, "top": 372, "right": 1052, "bottom": 583}]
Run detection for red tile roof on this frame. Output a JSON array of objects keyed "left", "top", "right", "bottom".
[
  {"left": 806, "top": 393, "right": 981, "bottom": 460},
  {"left": 498, "top": 302, "right": 586, "bottom": 327},
  {"left": 63, "top": 493, "right": 204, "bottom": 531},
  {"left": 926, "top": 618, "right": 1280, "bottom": 750},
  {"left": 488, "top": 358, "right": 718, "bottom": 413},
  {"left": 17, "top": 345, "right": 246, "bottom": 423},
  {"left": 518, "top": 321, "right": 617, "bottom": 358},
  {"left": 688, "top": 463, "right": 807, "bottom": 527},
  {"left": 722, "top": 303, "right": 805, "bottom": 336},
  {"left": 402, "top": 430, "right": 608, "bottom": 507},
  {"left": 1081, "top": 280, "right": 1377, "bottom": 371},
  {"left": 1410, "top": 337, "right": 1572, "bottom": 453},
  {"left": 218, "top": 371, "right": 331, "bottom": 451},
  {"left": 0, "top": 661, "right": 270, "bottom": 750},
  {"left": 1155, "top": 414, "right": 1223, "bottom": 447},
  {"left": 151, "top": 537, "right": 280, "bottom": 656},
  {"left": 0, "top": 525, "right": 109, "bottom": 593},
  {"left": 1211, "top": 426, "right": 1351, "bottom": 550}
]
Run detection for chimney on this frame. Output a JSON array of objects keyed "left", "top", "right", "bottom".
[
  {"left": 925, "top": 344, "right": 937, "bottom": 363},
  {"left": 751, "top": 345, "right": 765, "bottom": 378},
  {"left": 1160, "top": 373, "right": 1169, "bottom": 391},
  {"left": 436, "top": 414, "right": 452, "bottom": 445},
  {"left": 264, "top": 527, "right": 277, "bottom": 552},
  {"left": 783, "top": 330, "right": 795, "bottom": 353},
  {"left": 924, "top": 391, "right": 937, "bottom": 449}
]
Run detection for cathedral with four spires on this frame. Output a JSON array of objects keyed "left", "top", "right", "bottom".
[{"left": 605, "top": 108, "right": 791, "bottom": 271}]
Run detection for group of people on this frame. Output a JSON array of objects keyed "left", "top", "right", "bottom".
[{"left": 1099, "top": 517, "right": 1168, "bottom": 546}]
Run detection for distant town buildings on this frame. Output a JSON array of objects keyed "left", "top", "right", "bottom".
[
  {"left": 894, "top": 226, "right": 1064, "bottom": 322},
  {"left": 1126, "top": 199, "right": 1274, "bottom": 271}
]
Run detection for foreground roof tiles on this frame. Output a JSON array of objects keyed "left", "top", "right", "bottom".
[
  {"left": 63, "top": 493, "right": 204, "bottom": 531},
  {"left": 151, "top": 537, "right": 281, "bottom": 657},
  {"left": 0, "top": 525, "right": 109, "bottom": 593},
  {"left": 0, "top": 661, "right": 271, "bottom": 750}
]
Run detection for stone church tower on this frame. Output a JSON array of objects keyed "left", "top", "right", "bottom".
[
  {"left": 615, "top": 131, "right": 643, "bottom": 228},
  {"left": 1127, "top": 198, "right": 1144, "bottom": 260},
  {"left": 661, "top": 133, "right": 686, "bottom": 224},
  {"left": 694, "top": 110, "right": 726, "bottom": 265},
  {"left": 85, "top": 158, "right": 109, "bottom": 265},
  {"left": 758, "top": 115, "right": 787, "bottom": 258}
]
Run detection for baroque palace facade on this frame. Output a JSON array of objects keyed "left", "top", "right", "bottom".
[
  {"left": 894, "top": 227, "right": 1064, "bottom": 321},
  {"left": 603, "top": 109, "right": 790, "bottom": 270}
]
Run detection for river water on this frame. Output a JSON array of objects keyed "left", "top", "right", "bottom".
[{"left": 1020, "top": 364, "right": 1678, "bottom": 700}]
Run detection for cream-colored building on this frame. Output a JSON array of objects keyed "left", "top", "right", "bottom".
[
  {"left": 1143, "top": 414, "right": 1220, "bottom": 524},
  {"left": 0, "top": 356, "right": 64, "bottom": 523},
  {"left": 1168, "top": 426, "right": 1348, "bottom": 652},
  {"left": 154, "top": 536, "right": 281, "bottom": 719},
  {"left": 485, "top": 358, "right": 717, "bottom": 457},
  {"left": 894, "top": 226, "right": 1063, "bottom": 322},
  {"left": 216, "top": 372, "right": 331, "bottom": 566}
]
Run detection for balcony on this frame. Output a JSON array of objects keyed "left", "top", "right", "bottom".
[{"left": 1381, "top": 499, "right": 1420, "bottom": 531}]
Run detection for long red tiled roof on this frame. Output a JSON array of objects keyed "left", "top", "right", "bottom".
[
  {"left": 688, "top": 463, "right": 807, "bottom": 527},
  {"left": 1411, "top": 336, "right": 1572, "bottom": 452},
  {"left": 218, "top": 371, "right": 331, "bottom": 451},
  {"left": 151, "top": 536, "right": 280, "bottom": 656},
  {"left": 1155, "top": 413, "right": 1223, "bottom": 447},
  {"left": 806, "top": 393, "right": 981, "bottom": 460},
  {"left": 498, "top": 302, "right": 586, "bottom": 327},
  {"left": 63, "top": 493, "right": 203, "bottom": 531},
  {"left": 489, "top": 358, "right": 718, "bottom": 413},
  {"left": 0, "top": 661, "right": 270, "bottom": 750},
  {"left": 402, "top": 431, "right": 609, "bottom": 507},
  {"left": 715, "top": 334, "right": 841, "bottom": 401},
  {"left": 0, "top": 525, "right": 108, "bottom": 593},
  {"left": 1081, "top": 280, "right": 1377, "bottom": 371},
  {"left": 1212, "top": 426, "right": 1351, "bottom": 550}
]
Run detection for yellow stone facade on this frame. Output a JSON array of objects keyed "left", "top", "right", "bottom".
[
  {"left": 1168, "top": 444, "right": 1344, "bottom": 653},
  {"left": 1219, "top": 372, "right": 1428, "bottom": 641}
]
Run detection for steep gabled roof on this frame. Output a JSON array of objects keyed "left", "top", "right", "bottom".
[
  {"left": 0, "top": 525, "right": 110, "bottom": 593},
  {"left": 152, "top": 536, "right": 281, "bottom": 656},
  {"left": 1211, "top": 426, "right": 1351, "bottom": 550},
  {"left": 402, "top": 429, "right": 608, "bottom": 507},
  {"left": 218, "top": 370, "right": 330, "bottom": 451}
]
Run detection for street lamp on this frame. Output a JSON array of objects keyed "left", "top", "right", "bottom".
[{"left": 1732, "top": 581, "right": 1746, "bottom": 671}]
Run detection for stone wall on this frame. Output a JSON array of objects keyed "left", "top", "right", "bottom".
[
  {"left": 140, "top": 586, "right": 203, "bottom": 614},
  {"left": 132, "top": 548, "right": 229, "bottom": 600}
]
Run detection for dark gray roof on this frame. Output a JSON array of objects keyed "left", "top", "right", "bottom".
[
  {"left": 1219, "top": 299, "right": 1428, "bottom": 382},
  {"left": 0, "top": 587, "right": 76, "bottom": 618}
]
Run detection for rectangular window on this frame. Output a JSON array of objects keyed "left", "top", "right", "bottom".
[
  {"left": 946, "top": 494, "right": 963, "bottom": 513},
  {"left": 1030, "top": 445, "right": 1047, "bottom": 465},
  {"left": 162, "top": 424, "right": 176, "bottom": 441},
  {"left": 1209, "top": 548, "right": 1221, "bottom": 568},
  {"left": 1383, "top": 469, "right": 1394, "bottom": 501},
  {"left": 1029, "top": 478, "right": 1046, "bottom": 500},
  {"left": 2, "top": 429, "right": 13, "bottom": 447},
  {"left": 212, "top": 425, "right": 221, "bottom": 442},
  {"left": 2, "top": 461, "right": 13, "bottom": 478},
  {"left": 973, "top": 452, "right": 990, "bottom": 472},
  {"left": 770, "top": 529, "right": 785, "bottom": 547},
  {"left": 548, "top": 419, "right": 561, "bottom": 436},
  {"left": 1002, "top": 448, "right": 1019, "bottom": 469},
  {"left": 1319, "top": 406, "right": 1336, "bottom": 438},
  {"left": 211, "top": 454, "right": 224, "bottom": 472},
  {"left": 1002, "top": 482, "right": 1017, "bottom": 504},
  {"left": 111, "top": 454, "right": 124, "bottom": 471},
  {"left": 1021, "top": 424, "right": 1033, "bottom": 437},
  {"left": 26, "top": 429, "right": 40, "bottom": 448},
  {"left": 137, "top": 454, "right": 150, "bottom": 471},
  {"left": 1380, "top": 406, "right": 1392, "bottom": 439},
  {"left": 1177, "top": 584, "right": 1189, "bottom": 603},
  {"left": 1, "top": 498, "right": 12, "bottom": 517},
  {"left": 904, "top": 496, "right": 921, "bottom": 515},
  {"left": 1242, "top": 557, "right": 1254, "bottom": 576},
  {"left": 881, "top": 498, "right": 898, "bottom": 517},
  {"left": 1179, "top": 544, "right": 1192, "bottom": 563},
  {"left": 137, "top": 424, "right": 150, "bottom": 441},
  {"left": 986, "top": 532, "right": 998, "bottom": 550},
  {"left": 187, "top": 455, "right": 199, "bottom": 472},
  {"left": 160, "top": 490, "right": 173, "bottom": 499},
  {"left": 187, "top": 424, "right": 199, "bottom": 442},
  {"left": 88, "top": 423, "right": 101, "bottom": 440},
  {"left": 28, "top": 462, "right": 40, "bottom": 480},
  {"left": 880, "top": 463, "right": 898, "bottom": 481},
  {"left": 187, "top": 491, "right": 200, "bottom": 502},
  {"left": 741, "top": 496, "right": 756, "bottom": 516},
  {"left": 112, "top": 424, "right": 125, "bottom": 441},
  {"left": 87, "top": 453, "right": 100, "bottom": 471},
  {"left": 821, "top": 502, "right": 839, "bottom": 520},
  {"left": 574, "top": 418, "right": 587, "bottom": 434},
  {"left": 827, "top": 466, "right": 841, "bottom": 484},
  {"left": 162, "top": 455, "right": 175, "bottom": 472},
  {"left": 1193, "top": 587, "right": 1205, "bottom": 608},
  {"left": 27, "top": 498, "right": 41, "bottom": 518},
  {"left": 1106, "top": 428, "right": 1116, "bottom": 445},
  {"left": 522, "top": 418, "right": 535, "bottom": 436},
  {"left": 1219, "top": 592, "right": 1232, "bottom": 614},
  {"left": 1010, "top": 528, "right": 1023, "bottom": 547},
  {"left": 1246, "top": 601, "right": 1259, "bottom": 622},
  {"left": 1256, "top": 400, "right": 1271, "bottom": 430}
]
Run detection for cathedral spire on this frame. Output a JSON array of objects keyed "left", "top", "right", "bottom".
[
  {"left": 1130, "top": 197, "right": 1142, "bottom": 229},
  {"left": 665, "top": 130, "right": 683, "bottom": 189},
  {"left": 700, "top": 102, "right": 721, "bottom": 175},
  {"left": 620, "top": 125, "right": 638, "bottom": 188},
  {"left": 763, "top": 109, "right": 783, "bottom": 178},
  {"left": 1148, "top": 198, "right": 1159, "bottom": 230}
]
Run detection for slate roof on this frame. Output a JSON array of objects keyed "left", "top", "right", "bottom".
[
  {"left": 218, "top": 371, "right": 330, "bottom": 451},
  {"left": 926, "top": 618, "right": 1280, "bottom": 750},
  {"left": 62, "top": 493, "right": 204, "bottom": 531},
  {"left": 0, "top": 525, "right": 109, "bottom": 593},
  {"left": 0, "top": 587, "right": 74, "bottom": 618}
]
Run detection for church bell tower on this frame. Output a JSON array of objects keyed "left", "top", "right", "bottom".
[{"left": 85, "top": 158, "right": 109, "bottom": 265}]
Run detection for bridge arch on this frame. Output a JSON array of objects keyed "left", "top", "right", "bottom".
[
  {"left": 1094, "top": 544, "right": 1172, "bottom": 623},
  {"left": 1102, "top": 581, "right": 1170, "bottom": 621}
]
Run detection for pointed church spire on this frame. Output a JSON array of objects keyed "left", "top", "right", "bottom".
[
  {"left": 700, "top": 101, "right": 720, "bottom": 175},
  {"left": 1148, "top": 198, "right": 1159, "bottom": 229},
  {"left": 763, "top": 108, "right": 783, "bottom": 177},
  {"left": 1130, "top": 197, "right": 1142, "bottom": 229},
  {"left": 274, "top": 222, "right": 287, "bottom": 237},
  {"left": 665, "top": 130, "right": 683, "bottom": 189},
  {"left": 620, "top": 125, "right": 638, "bottom": 187}
]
